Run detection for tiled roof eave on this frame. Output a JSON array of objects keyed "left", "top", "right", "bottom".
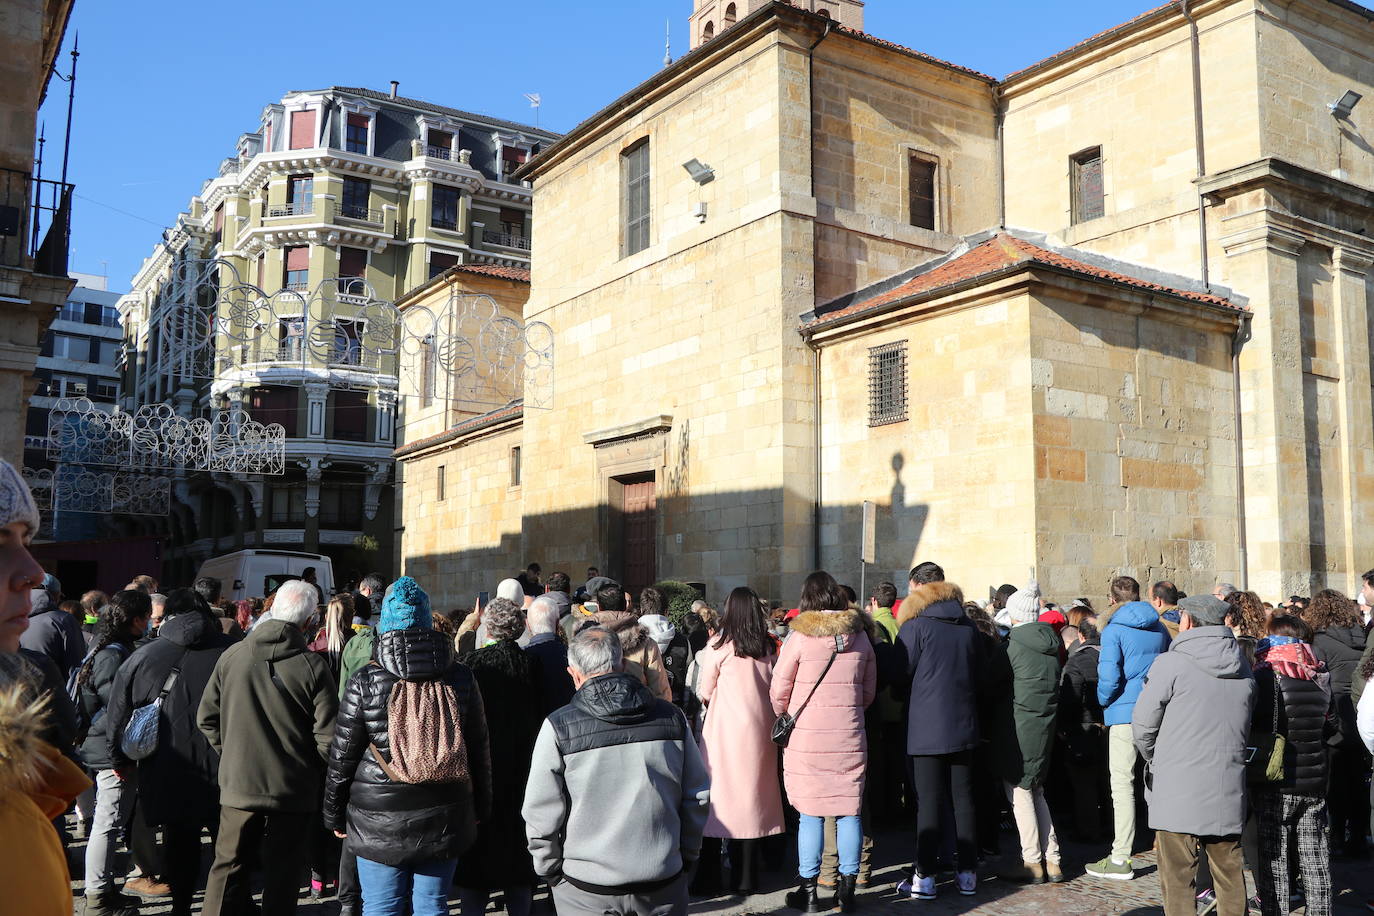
[
  {"left": 803, "top": 258, "right": 1243, "bottom": 337},
  {"left": 393, "top": 403, "right": 523, "bottom": 459}
]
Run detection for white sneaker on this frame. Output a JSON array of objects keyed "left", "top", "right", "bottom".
[
  {"left": 956, "top": 870, "right": 977, "bottom": 896},
  {"left": 897, "top": 872, "right": 936, "bottom": 901}
]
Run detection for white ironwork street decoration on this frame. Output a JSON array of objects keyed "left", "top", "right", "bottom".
[
  {"left": 139, "top": 259, "right": 553, "bottom": 410},
  {"left": 46, "top": 398, "right": 286, "bottom": 475},
  {"left": 22, "top": 466, "right": 171, "bottom": 516}
]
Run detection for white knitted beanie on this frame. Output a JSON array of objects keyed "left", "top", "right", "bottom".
[{"left": 0, "top": 461, "right": 39, "bottom": 537}]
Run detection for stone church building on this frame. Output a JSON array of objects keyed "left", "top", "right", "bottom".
[{"left": 396, "top": 0, "right": 1374, "bottom": 608}]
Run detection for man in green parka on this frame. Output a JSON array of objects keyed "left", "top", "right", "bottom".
[{"left": 989, "top": 579, "right": 1064, "bottom": 885}]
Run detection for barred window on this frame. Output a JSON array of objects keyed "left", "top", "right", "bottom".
[
  {"left": 868, "top": 341, "right": 908, "bottom": 427},
  {"left": 1071, "top": 146, "right": 1104, "bottom": 224}
]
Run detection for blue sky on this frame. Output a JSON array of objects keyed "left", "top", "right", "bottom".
[{"left": 46, "top": 0, "right": 1154, "bottom": 289}]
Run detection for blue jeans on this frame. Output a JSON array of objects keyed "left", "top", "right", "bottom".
[
  {"left": 799, "top": 814, "right": 861, "bottom": 878},
  {"left": 356, "top": 855, "right": 456, "bottom": 916}
]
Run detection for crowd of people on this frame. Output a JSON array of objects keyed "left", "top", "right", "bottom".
[{"left": 1, "top": 456, "right": 1373, "bottom": 916}]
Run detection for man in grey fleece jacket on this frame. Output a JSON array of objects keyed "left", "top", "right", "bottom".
[{"left": 523, "top": 626, "right": 709, "bottom": 916}]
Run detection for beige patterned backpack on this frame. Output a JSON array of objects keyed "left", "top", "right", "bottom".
[{"left": 369, "top": 677, "right": 470, "bottom": 785}]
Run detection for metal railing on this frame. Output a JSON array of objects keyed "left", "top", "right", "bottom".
[
  {"left": 425, "top": 146, "right": 453, "bottom": 160},
  {"left": 432, "top": 215, "right": 459, "bottom": 231},
  {"left": 339, "top": 204, "right": 381, "bottom": 223},
  {"left": 267, "top": 202, "right": 313, "bottom": 218},
  {"left": 486, "top": 231, "right": 531, "bottom": 251},
  {"left": 329, "top": 347, "right": 379, "bottom": 370},
  {"left": 1, "top": 168, "right": 73, "bottom": 274}
]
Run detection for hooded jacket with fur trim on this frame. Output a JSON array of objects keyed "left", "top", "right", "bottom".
[
  {"left": 769, "top": 609, "right": 877, "bottom": 816},
  {"left": 592, "top": 610, "right": 672, "bottom": 702},
  {"left": 897, "top": 582, "right": 986, "bottom": 756}
]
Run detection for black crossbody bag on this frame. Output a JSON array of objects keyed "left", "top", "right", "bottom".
[{"left": 771, "top": 635, "right": 842, "bottom": 747}]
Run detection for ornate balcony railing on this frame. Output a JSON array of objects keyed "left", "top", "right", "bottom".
[
  {"left": 425, "top": 146, "right": 453, "bottom": 160},
  {"left": 486, "top": 231, "right": 531, "bottom": 251},
  {"left": 267, "top": 202, "right": 313, "bottom": 218},
  {"left": 431, "top": 215, "right": 459, "bottom": 231},
  {"left": 339, "top": 204, "right": 382, "bottom": 224}
]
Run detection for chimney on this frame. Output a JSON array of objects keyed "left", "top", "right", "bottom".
[{"left": 389, "top": 80, "right": 399, "bottom": 99}]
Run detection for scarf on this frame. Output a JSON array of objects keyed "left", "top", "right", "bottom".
[{"left": 1255, "top": 636, "right": 1322, "bottom": 681}]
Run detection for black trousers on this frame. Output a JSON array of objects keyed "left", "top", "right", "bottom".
[
  {"left": 1328, "top": 745, "right": 1371, "bottom": 853},
  {"left": 337, "top": 834, "right": 360, "bottom": 907},
  {"left": 129, "top": 797, "right": 165, "bottom": 880},
  {"left": 201, "top": 806, "right": 310, "bottom": 916},
  {"left": 163, "top": 818, "right": 216, "bottom": 916},
  {"left": 910, "top": 750, "right": 977, "bottom": 875}
]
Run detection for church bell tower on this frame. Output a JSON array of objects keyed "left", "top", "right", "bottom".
[{"left": 689, "top": 0, "right": 865, "bottom": 51}]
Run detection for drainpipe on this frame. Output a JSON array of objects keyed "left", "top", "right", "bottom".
[
  {"left": 809, "top": 337, "right": 823, "bottom": 571},
  {"left": 807, "top": 18, "right": 833, "bottom": 574},
  {"left": 994, "top": 84, "right": 1006, "bottom": 229},
  {"left": 1180, "top": 0, "right": 1211, "bottom": 289},
  {"left": 1232, "top": 316, "right": 1252, "bottom": 590}
]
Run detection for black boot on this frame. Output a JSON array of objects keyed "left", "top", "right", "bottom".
[
  {"left": 786, "top": 875, "right": 825, "bottom": 913},
  {"left": 837, "top": 874, "right": 857, "bottom": 913}
]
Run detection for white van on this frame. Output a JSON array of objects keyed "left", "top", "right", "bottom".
[{"left": 196, "top": 550, "right": 334, "bottom": 604}]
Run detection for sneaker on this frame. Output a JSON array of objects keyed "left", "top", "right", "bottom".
[
  {"left": 897, "top": 872, "right": 936, "bottom": 901},
  {"left": 955, "top": 871, "right": 977, "bottom": 896},
  {"left": 1085, "top": 856, "right": 1134, "bottom": 880},
  {"left": 1196, "top": 889, "right": 1217, "bottom": 915}
]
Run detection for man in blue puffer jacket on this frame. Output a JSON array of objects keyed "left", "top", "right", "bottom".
[{"left": 1086, "top": 576, "right": 1170, "bottom": 881}]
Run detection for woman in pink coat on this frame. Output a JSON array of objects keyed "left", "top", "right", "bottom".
[
  {"left": 771, "top": 572, "right": 877, "bottom": 913},
  {"left": 693, "top": 587, "right": 784, "bottom": 897}
]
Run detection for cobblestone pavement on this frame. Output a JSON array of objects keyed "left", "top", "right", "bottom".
[{"left": 69, "top": 821, "right": 1372, "bottom": 915}]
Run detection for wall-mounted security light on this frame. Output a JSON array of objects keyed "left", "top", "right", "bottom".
[
  {"left": 1329, "top": 90, "right": 1362, "bottom": 119},
  {"left": 682, "top": 158, "right": 715, "bottom": 185}
]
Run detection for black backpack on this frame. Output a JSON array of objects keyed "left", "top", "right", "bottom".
[{"left": 67, "top": 642, "right": 130, "bottom": 744}]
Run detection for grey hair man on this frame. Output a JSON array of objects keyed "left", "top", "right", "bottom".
[
  {"left": 1131, "top": 595, "right": 1255, "bottom": 916},
  {"left": 523, "top": 627, "right": 709, "bottom": 916},
  {"left": 1212, "top": 583, "right": 1237, "bottom": 602},
  {"left": 197, "top": 577, "right": 337, "bottom": 916},
  {"left": 526, "top": 596, "right": 575, "bottom": 714},
  {"left": 148, "top": 592, "right": 168, "bottom": 635}
]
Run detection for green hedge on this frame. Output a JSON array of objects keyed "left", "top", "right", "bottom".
[{"left": 654, "top": 580, "right": 702, "bottom": 627}]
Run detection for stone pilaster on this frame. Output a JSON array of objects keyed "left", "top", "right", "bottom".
[
  {"left": 305, "top": 382, "right": 329, "bottom": 439},
  {"left": 1332, "top": 246, "right": 1374, "bottom": 592},
  {"left": 1222, "top": 223, "right": 1309, "bottom": 597}
]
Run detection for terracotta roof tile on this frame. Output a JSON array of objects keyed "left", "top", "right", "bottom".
[
  {"left": 805, "top": 232, "right": 1240, "bottom": 330},
  {"left": 445, "top": 264, "right": 531, "bottom": 283}
]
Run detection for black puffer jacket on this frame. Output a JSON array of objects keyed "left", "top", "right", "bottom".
[
  {"left": 1313, "top": 625, "right": 1367, "bottom": 745},
  {"left": 323, "top": 627, "right": 492, "bottom": 867},
  {"left": 1252, "top": 667, "right": 1334, "bottom": 796},
  {"left": 77, "top": 639, "right": 134, "bottom": 769}
]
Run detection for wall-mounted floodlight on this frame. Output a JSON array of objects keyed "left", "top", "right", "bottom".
[
  {"left": 1329, "top": 90, "right": 1362, "bottom": 119},
  {"left": 683, "top": 158, "right": 715, "bottom": 185}
]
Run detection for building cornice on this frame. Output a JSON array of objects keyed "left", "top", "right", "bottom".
[{"left": 394, "top": 403, "right": 523, "bottom": 460}]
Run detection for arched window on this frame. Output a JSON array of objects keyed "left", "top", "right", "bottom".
[
  {"left": 724, "top": 2, "right": 737, "bottom": 24},
  {"left": 703, "top": 20, "right": 715, "bottom": 39}
]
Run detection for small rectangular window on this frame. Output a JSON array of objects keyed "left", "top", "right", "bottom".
[
  {"left": 437, "top": 465, "right": 447, "bottom": 501},
  {"left": 510, "top": 446, "right": 522, "bottom": 487},
  {"left": 429, "top": 253, "right": 459, "bottom": 280},
  {"left": 908, "top": 155, "right": 937, "bottom": 230},
  {"left": 341, "top": 177, "right": 371, "bottom": 221},
  {"left": 868, "top": 341, "right": 908, "bottom": 427},
  {"left": 346, "top": 114, "right": 370, "bottom": 154},
  {"left": 212, "top": 204, "right": 225, "bottom": 244},
  {"left": 427, "top": 130, "right": 453, "bottom": 159},
  {"left": 51, "top": 334, "right": 86, "bottom": 360},
  {"left": 287, "top": 174, "right": 313, "bottom": 209},
  {"left": 1071, "top": 147, "right": 1104, "bottom": 224},
  {"left": 100, "top": 305, "right": 120, "bottom": 328},
  {"left": 59, "top": 301, "right": 84, "bottom": 322},
  {"left": 621, "top": 138, "right": 651, "bottom": 257},
  {"left": 93, "top": 381, "right": 119, "bottom": 402},
  {"left": 432, "top": 185, "right": 460, "bottom": 231},
  {"left": 283, "top": 246, "right": 310, "bottom": 290}
]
